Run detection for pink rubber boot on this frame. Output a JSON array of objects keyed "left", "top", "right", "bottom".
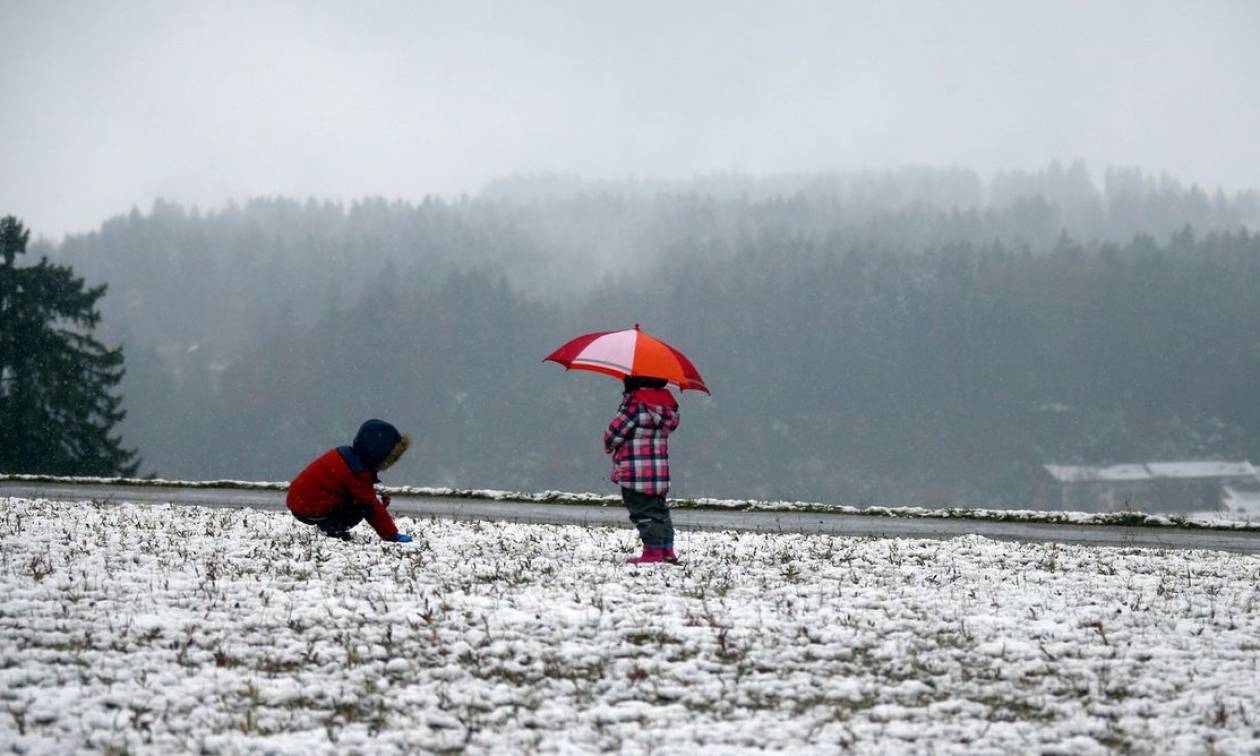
[{"left": 626, "top": 545, "right": 666, "bottom": 564}]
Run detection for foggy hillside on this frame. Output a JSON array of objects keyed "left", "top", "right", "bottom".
[{"left": 35, "top": 165, "right": 1260, "bottom": 507}]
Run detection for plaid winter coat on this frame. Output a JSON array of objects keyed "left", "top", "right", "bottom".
[{"left": 604, "top": 388, "right": 681, "bottom": 495}]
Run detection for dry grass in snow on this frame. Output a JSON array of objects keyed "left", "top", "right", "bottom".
[{"left": 2, "top": 497, "right": 1259, "bottom": 754}]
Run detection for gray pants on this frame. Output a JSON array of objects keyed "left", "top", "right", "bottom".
[{"left": 621, "top": 487, "right": 674, "bottom": 547}]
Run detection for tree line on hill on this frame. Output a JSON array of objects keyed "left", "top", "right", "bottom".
[{"left": 11, "top": 164, "right": 1260, "bottom": 507}]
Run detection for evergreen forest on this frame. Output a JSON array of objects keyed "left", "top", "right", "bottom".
[{"left": 35, "top": 164, "right": 1260, "bottom": 507}]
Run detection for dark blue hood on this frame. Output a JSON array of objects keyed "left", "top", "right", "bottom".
[{"left": 349, "top": 419, "right": 401, "bottom": 471}]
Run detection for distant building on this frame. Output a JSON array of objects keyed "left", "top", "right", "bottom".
[{"left": 1034, "top": 461, "right": 1260, "bottom": 513}]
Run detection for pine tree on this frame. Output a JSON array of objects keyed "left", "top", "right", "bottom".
[{"left": 0, "top": 216, "right": 139, "bottom": 475}]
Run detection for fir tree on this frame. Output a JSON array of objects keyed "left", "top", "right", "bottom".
[{"left": 0, "top": 216, "right": 139, "bottom": 475}]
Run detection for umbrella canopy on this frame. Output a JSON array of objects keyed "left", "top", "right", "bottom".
[{"left": 544, "top": 324, "right": 710, "bottom": 394}]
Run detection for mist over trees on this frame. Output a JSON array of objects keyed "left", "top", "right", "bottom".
[{"left": 38, "top": 164, "right": 1260, "bottom": 506}]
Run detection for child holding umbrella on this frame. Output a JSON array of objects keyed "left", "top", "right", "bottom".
[
  {"left": 605, "top": 376, "right": 682, "bottom": 564},
  {"left": 544, "top": 324, "right": 708, "bottom": 565}
]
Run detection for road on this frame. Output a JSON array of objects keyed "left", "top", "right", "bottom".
[{"left": 4, "top": 480, "right": 1260, "bottom": 554}]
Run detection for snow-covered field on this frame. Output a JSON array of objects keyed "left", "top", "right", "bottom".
[{"left": 3, "top": 497, "right": 1259, "bottom": 754}]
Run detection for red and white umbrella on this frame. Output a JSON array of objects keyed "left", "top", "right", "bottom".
[{"left": 544, "top": 324, "right": 709, "bottom": 394}]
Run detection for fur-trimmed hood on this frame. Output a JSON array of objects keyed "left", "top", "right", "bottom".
[{"left": 350, "top": 419, "right": 410, "bottom": 471}]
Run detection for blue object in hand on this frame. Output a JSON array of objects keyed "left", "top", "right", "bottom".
[{"left": 393, "top": 533, "right": 414, "bottom": 543}]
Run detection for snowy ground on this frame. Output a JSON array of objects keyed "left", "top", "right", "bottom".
[{"left": 3, "top": 498, "right": 1259, "bottom": 754}]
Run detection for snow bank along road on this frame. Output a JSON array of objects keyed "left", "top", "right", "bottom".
[
  {"left": 2, "top": 497, "right": 1259, "bottom": 753},
  {"left": 3, "top": 479, "right": 1260, "bottom": 554}
]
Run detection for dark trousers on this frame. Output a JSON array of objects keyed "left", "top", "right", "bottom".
[
  {"left": 620, "top": 487, "right": 674, "bottom": 547},
  {"left": 293, "top": 503, "right": 367, "bottom": 535}
]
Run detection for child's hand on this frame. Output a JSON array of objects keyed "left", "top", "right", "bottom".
[
  {"left": 381, "top": 493, "right": 392, "bottom": 509},
  {"left": 392, "top": 533, "right": 413, "bottom": 543}
]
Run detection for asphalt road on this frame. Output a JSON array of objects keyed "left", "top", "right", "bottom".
[{"left": 4, "top": 480, "right": 1260, "bottom": 554}]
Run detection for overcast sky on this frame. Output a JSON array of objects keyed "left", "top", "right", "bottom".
[{"left": 2, "top": 0, "right": 1257, "bottom": 240}]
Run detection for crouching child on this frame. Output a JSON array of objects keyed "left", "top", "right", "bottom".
[{"left": 287, "top": 418, "right": 414, "bottom": 542}]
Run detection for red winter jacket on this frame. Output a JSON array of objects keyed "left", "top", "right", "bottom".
[{"left": 287, "top": 448, "right": 399, "bottom": 540}]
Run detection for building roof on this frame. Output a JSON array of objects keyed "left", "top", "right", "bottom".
[
  {"left": 1044, "top": 464, "right": 1150, "bottom": 483},
  {"left": 1145, "top": 461, "right": 1257, "bottom": 479},
  {"left": 1044, "top": 461, "right": 1258, "bottom": 483}
]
